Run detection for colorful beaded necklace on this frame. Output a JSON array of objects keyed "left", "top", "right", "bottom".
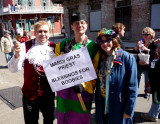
[
  {"left": 68, "top": 36, "right": 88, "bottom": 50},
  {"left": 98, "top": 48, "right": 117, "bottom": 97}
]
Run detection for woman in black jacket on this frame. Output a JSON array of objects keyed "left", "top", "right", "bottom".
[{"left": 141, "top": 44, "right": 160, "bottom": 122}]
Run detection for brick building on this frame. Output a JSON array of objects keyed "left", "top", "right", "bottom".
[
  {"left": 0, "top": 0, "right": 64, "bottom": 37},
  {"left": 54, "top": 0, "right": 160, "bottom": 43}
]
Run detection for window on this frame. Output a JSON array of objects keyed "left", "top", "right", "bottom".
[
  {"left": 90, "top": 11, "right": 101, "bottom": 31},
  {"left": 151, "top": 0, "right": 160, "bottom": 29},
  {"left": 30, "top": 19, "right": 35, "bottom": 30},
  {"left": 19, "top": 19, "right": 26, "bottom": 29},
  {"left": 18, "top": 0, "right": 22, "bottom": 5},
  {"left": 151, "top": 0, "right": 160, "bottom": 4},
  {"left": 115, "top": 0, "right": 131, "bottom": 40},
  {"left": 115, "top": 0, "right": 131, "bottom": 8},
  {"left": 89, "top": 3, "right": 101, "bottom": 31},
  {"left": 39, "top": 18, "right": 47, "bottom": 21},
  {"left": 28, "top": 0, "right": 32, "bottom": 6}
]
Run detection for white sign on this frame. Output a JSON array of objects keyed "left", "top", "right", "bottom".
[{"left": 42, "top": 47, "right": 97, "bottom": 92}]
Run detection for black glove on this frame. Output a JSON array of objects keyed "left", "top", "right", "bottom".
[{"left": 73, "top": 84, "right": 84, "bottom": 93}]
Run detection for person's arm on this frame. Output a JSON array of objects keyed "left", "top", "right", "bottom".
[
  {"left": 134, "top": 41, "right": 141, "bottom": 52},
  {"left": 0, "top": 38, "right": 4, "bottom": 52},
  {"left": 8, "top": 42, "right": 26, "bottom": 73},
  {"left": 81, "top": 51, "right": 100, "bottom": 94},
  {"left": 123, "top": 53, "right": 138, "bottom": 117},
  {"left": 55, "top": 42, "right": 61, "bottom": 56},
  {"left": 80, "top": 41, "right": 100, "bottom": 94},
  {"left": 154, "top": 38, "right": 160, "bottom": 45}
]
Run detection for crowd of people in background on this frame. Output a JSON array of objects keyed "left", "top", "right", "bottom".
[
  {"left": 0, "top": 12, "right": 160, "bottom": 124},
  {"left": 0, "top": 28, "right": 31, "bottom": 64}
]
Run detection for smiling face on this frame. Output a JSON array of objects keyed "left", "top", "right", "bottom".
[
  {"left": 35, "top": 24, "right": 50, "bottom": 44},
  {"left": 100, "top": 35, "right": 113, "bottom": 54},
  {"left": 142, "top": 33, "right": 152, "bottom": 42},
  {"left": 71, "top": 20, "right": 88, "bottom": 35}
]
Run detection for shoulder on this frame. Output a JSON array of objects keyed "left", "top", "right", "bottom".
[
  {"left": 87, "top": 39, "right": 97, "bottom": 49},
  {"left": 86, "top": 39, "right": 99, "bottom": 59},
  {"left": 25, "top": 39, "right": 34, "bottom": 48},
  {"left": 48, "top": 41, "right": 56, "bottom": 48},
  {"left": 116, "top": 48, "right": 136, "bottom": 62},
  {"left": 55, "top": 38, "right": 72, "bottom": 50},
  {"left": 87, "top": 39, "right": 96, "bottom": 45},
  {"left": 1, "top": 36, "right": 5, "bottom": 40},
  {"left": 58, "top": 38, "right": 72, "bottom": 45}
]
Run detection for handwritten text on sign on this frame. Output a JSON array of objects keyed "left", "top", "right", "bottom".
[{"left": 42, "top": 47, "right": 97, "bottom": 92}]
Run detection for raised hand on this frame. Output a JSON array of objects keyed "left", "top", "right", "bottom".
[
  {"left": 154, "top": 38, "right": 160, "bottom": 45},
  {"left": 14, "top": 41, "right": 21, "bottom": 59}
]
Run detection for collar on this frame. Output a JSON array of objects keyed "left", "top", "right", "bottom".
[{"left": 34, "top": 39, "right": 49, "bottom": 47}]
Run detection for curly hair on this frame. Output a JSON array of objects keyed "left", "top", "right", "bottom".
[
  {"left": 111, "top": 23, "right": 126, "bottom": 34},
  {"left": 142, "top": 27, "right": 155, "bottom": 39}
]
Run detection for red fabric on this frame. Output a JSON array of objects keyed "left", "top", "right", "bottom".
[
  {"left": 22, "top": 39, "right": 55, "bottom": 100},
  {"left": 19, "top": 36, "right": 31, "bottom": 43}
]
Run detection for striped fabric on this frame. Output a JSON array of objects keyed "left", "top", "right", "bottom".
[{"left": 55, "top": 38, "right": 99, "bottom": 124}]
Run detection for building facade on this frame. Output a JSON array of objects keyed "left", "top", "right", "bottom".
[
  {"left": 0, "top": 0, "right": 64, "bottom": 37},
  {"left": 54, "top": 0, "right": 160, "bottom": 43}
]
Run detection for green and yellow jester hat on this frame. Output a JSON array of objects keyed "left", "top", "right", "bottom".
[{"left": 96, "top": 28, "right": 117, "bottom": 45}]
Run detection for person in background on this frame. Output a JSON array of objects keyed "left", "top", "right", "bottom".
[
  {"left": 10, "top": 27, "right": 15, "bottom": 39},
  {"left": 8, "top": 21, "right": 56, "bottom": 124},
  {"left": 19, "top": 30, "right": 31, "bottom": 43},
  {"left": 134, "top": 27, "right": 156, "bottom": 99},
  {"left": 55, "top": 13, "right": 99, "bottom": 124},
  {"left": 111, "top": 23, "right": 126, "bottom": 50},
  {"left": 0, "top": 30, "right": 14, "bottom": 63},
  {"left": 95, "top": 28, "right": 138, "bottom": 124},
  {"left": 141, "top": 44, "right": 160, "bottom": 122}
]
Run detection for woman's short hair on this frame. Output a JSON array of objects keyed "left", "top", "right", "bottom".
[
  {"left": 111, "top": 23, "right": 126, "bottom": 34},
  {"left": 142, "top": 27, "right": 155, "bottom": 39},
  {"left": 34, "top": 21, "right": 50, "bottom": 33}
]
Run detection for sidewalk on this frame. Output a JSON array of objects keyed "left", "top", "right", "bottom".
[{"left": 0, "top": 36, "right": 159, "bottom": 124}]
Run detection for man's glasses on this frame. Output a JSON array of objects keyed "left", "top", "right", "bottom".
[
  {"left": 142, "top": 34, "right": 150, "bottom": 36},
  {"left": 96, "top": 37, "right": 112, "bottom": 45}
]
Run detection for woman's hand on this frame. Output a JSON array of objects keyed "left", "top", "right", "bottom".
[
  {"left": 123, "top": 113, "right": 131, "bottom": 119},
  {"left": 154, "top": 38, "right": 160, "bottom": 45},
  {"left": 134, "top": 41, "right": 142, "bottom": 51},
  {"left": 138, "top": 61, "right": 149, "bottom": 65},
  {"left": 140, "top": 46, "right": 150, "bottom": 53}
]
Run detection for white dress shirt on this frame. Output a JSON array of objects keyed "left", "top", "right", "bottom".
[{"left": 8, "top": 40, "right": 55, "bottom": 73}]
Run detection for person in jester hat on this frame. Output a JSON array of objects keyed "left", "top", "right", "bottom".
[
  {"left": 95, "top": 28, "right": 138, "bottom": 124},
  {"left": 55, "top": 13, "right": 99, "bottom": 124}
]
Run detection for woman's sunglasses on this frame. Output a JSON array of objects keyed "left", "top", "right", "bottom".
[
  {"left": 142, "top": 34, "right": 150, "bottom": 36},
  {"left": 96, "top": 37, "right": 112, "bottom": 45}
]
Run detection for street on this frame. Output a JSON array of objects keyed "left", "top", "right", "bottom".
[{"left": 0, "top": 35, "right": 159, "bottom": 124}]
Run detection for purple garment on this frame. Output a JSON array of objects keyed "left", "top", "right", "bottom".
[{"left": 57, "top": 87, "right": 93, "bottom": 124}]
